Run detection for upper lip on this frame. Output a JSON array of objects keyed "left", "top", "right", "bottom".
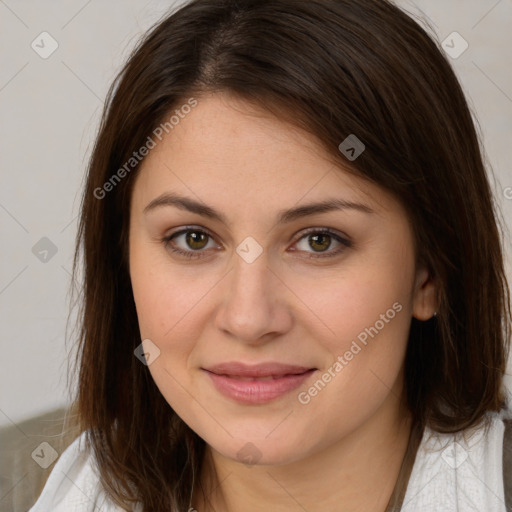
[{"left": 203, "top": 362, "right": 315, "bottom": 378}]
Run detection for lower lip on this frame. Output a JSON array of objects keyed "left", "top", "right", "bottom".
[{"left": 204, "top": 369, "right": 316, "bottom": 404}]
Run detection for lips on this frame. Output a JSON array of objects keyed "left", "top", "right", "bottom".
[
  {"left": 204, "top": 361, "right": 314, "bottom": 379},
  {"left": 202, "top": 362, "right": 317, "bottom": 404}
]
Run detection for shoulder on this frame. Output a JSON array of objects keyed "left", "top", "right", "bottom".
[
  {"left": 28, "top": 431, "right": 123, "bottom": 512},
  {"left": 401, "top": 400, "right": 512, "bottom": 512}
]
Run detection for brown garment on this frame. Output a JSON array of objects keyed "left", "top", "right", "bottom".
[
  {"left": 384, "top": 419, "right": 425, "bottom": 512},
  {"left": 504, "top": 418, "right": 512, "bottom": 511}
]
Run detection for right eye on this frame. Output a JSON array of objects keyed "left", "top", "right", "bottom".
[{"left": 162, "top": 227, "right": 220, "bottom": 260}]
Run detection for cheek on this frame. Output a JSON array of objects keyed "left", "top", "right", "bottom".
[
  {"left": 293, "top": 274, "right": 412, "bottom": 437},
  {"left": 289, "top": 243, "right": 414, "bottom": 405},
  {"left": 130, "top": 246, "right": 204, "bottom": 413},
  {"left": 130, "top": 237, "right": 206, "bottom": 340},
  {"left": 129, "top": 240, "right": 220, "bottom": 403},
  {"left": 289, "top": 247, "right": 414, "bottom": 354}
]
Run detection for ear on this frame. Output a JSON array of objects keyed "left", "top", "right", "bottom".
[{"left": 412, "top": 265, "right": 438, "bottom": 321}]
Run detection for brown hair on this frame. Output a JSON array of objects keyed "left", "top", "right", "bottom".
[{"left": 67, "top": 0, "right": 511, "bottom": 510}]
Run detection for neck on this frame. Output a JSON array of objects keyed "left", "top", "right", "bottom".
[{"left": 192, "top": 392, "right": 414, "bottom": 512}]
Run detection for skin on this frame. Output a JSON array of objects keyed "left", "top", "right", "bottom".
[{"left": 128, "top": 91, "right": 437, "bottom": 512}]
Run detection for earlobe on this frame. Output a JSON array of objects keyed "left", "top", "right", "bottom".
[{"left": 412, "top": 267, "right": 438, "bottom": 321}]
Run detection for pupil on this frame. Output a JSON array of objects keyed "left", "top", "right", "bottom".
[
  {"left": 310, "top": 234, "right": 330, "bottom": 252},
  {"left": 186, "top": 232, "right": 207, "bottom": 250}
]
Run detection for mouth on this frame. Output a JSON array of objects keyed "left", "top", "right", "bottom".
[
  {"left": 202, "top": 362, "right": 317, "bottom": 404},
  {"left": 216, "top": 375, "right": 299, "bottom": 381},
  {"left": 204, "top": 361, "right": 315, "bottom": 378}
]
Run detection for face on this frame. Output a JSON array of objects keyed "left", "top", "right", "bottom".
[{"left": 128, "top": 92, "right": 435, "bottom": 465}]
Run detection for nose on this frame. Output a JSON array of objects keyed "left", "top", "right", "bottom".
[{"left": 213, "top": 249, "right": 293, "bottom": 345}]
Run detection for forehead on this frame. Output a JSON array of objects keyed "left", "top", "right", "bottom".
[{"left": 131, "top": 93, "right": 392, "bottom": 218}]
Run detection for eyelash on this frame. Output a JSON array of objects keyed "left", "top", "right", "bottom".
[{"left": 161, "top": 226, "right": 352, "bottom": 261}]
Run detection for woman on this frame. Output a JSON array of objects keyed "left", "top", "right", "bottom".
[{"left": 29, "top": 0, "right": 512, "bottom": 511}]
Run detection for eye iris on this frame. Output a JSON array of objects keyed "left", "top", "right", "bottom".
[
  {"left": 309, "top": 233, "right": 331, "bottom": 252},
  {"left": 186, "top": 231, "right": 208, "bottom": 250}
]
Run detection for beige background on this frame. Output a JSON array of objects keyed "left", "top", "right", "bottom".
[{"left": 1, "top": 0, "right": 511, "bottom": 429}]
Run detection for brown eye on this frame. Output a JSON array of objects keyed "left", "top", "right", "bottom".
[
  {"left": 293, "top": 228, "right": 352, "bottom": 259},
  {"left": 308, "top": 233, "right": 332, "bottom": 252},
  {"left": 162, "top": 227, "right": 218, "bottom": 260},
  {"left": 184, "top": 231, "right": 209, "bottom": 250}
]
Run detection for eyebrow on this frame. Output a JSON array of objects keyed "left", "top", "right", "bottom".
[{"left": 143, "top": 192, "right": 374, "bottom": 224}]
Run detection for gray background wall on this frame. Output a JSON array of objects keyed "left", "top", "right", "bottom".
[{"left": 1, "top": 0, "right": 511, "bottom": 428}]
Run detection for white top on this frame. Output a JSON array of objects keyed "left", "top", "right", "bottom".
[
  {"left": 401, "top": 406, "right": 510, "bottom": 511},
  {"left": 28, "top": 433, "right": 130, "bottom": 512},
  {"left": 29, "top": 408, "right": 511, "bottom": 512}
]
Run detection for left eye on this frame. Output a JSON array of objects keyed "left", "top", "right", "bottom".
[
  {"left": 292, "top": 228, "right": 351, "bottom": 258},
  {"left": 162, "top": 227, "right": 351, "bottom": 260}
]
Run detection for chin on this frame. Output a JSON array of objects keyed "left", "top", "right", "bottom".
[{"left": 201, "top": 422, "right": 317, "bottom": 467}]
